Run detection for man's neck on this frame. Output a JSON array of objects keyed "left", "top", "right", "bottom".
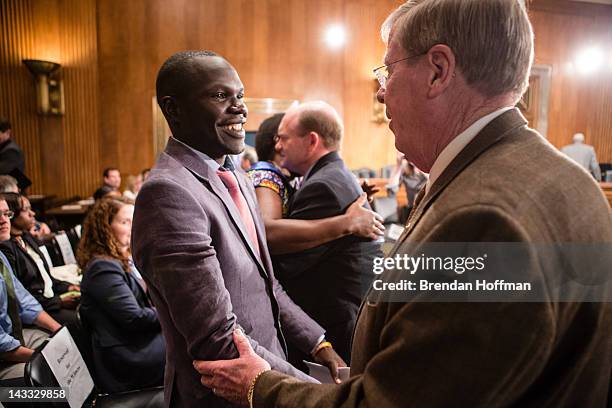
[
  {"left": 214, "top": 155, "right": 226, "bottom": 166},
  {"left": 422, "top": 94, "right": 516, "bottom": 171},
  {"left": 300, "top": 149, "right": 334, "bottom": 177}
]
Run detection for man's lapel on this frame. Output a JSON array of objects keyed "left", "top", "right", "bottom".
[{"left": 164, "top": 139, "right": 267, "bottom": 275}]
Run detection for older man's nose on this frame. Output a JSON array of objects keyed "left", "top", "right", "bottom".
[{"left": 376, "top": 87, "right": 385, "bottom": 104}]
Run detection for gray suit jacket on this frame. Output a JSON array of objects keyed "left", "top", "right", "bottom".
[
  {"left": 132, "top": 138, "right": 324, "bottom": 408},
  {"left": 253, "top": 109, "right": 612, "bottom": 407},
  {"left": 560, "top": 143, "right": 601, "bottom": 181}
]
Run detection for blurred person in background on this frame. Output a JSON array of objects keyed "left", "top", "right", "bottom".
[
  {"left": 240, "top": 146, "right": 258, "bottom": 171},
  {"left": 0, "top": 196, "right": 61, "bottom": 386},
  {"left": 388, "top": 154, "right": 428, "bottom": 223},
  {"left": 0, "top": 119, "right": 25, "bottom": 178},
  {"left": 102, "top": 167, "right": 121, "bottom": 191},
  {"left": 560, "top": 132, "right": 601, "bottom": 181},
  {"left": 123, "top": 174, "right": 143, "bottom": 201},
  {"left": 0, "top": 193, "right": 80, "bottom": 327},
  {"left": 141, "top": 168, "right": 151, "bottom": 181},
  {"left": 0, "top": 176, "right": 52, "bottom": 239},
  {"left": 93, "top": 185, "right": 122, "bottom": 202}
]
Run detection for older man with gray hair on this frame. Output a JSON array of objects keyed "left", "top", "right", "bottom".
[{"left": 193, "top": 1, "right": 612, "bottom": 407}]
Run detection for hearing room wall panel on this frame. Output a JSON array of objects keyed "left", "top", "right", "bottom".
[
  {"left": 6, "top": 0, "right": 610, "bottom": 199},
  {"left": 0, "top": 0, "right": 44, "bottom": 193},
  {"left": 530, "top": 0, "right": 612, "bottom": 164},
  {"left": 96, "top": 0, "right": 402, "bottom": 177},
  {"left": 0, "top": 0, "right": 100, "bottom": 199}
]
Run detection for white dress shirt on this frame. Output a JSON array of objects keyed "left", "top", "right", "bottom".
[{"left": 426, "top": 107, "right": 514, "bottom": 194}]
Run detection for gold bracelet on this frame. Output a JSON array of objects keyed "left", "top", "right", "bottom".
[
  {"left": 313, "top": 341, "right": 333, "bottom": 355},
  {"left": 247, "top": 369, "right": 270, "bottom": 408}
]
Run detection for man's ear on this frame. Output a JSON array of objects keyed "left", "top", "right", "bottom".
[
  {"left": 307, "top": 131, "right": 321, "bottom": 152},
  {"left": 160, "top": 96, "right": 180, "bottom": 126},
  {"left": 426, "top": 44, "right": 456, "bottom": 98}
]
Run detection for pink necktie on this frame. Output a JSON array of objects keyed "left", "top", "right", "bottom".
[{"left": 216, "top": 170, "right": 260, "bottom": 256}]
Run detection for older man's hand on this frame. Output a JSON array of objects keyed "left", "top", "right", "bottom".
[
  {"left": 312, "top": 344, "right": 347, "bottom": 384},
  {"left": 193, "top": 329, "right": 271, "bottom": 405}
]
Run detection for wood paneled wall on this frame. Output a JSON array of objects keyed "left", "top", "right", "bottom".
[
  {"left": 96, "top": 0, "right": 401, "bottom": 178},
  {"left": 0, "top": 0, "right": 100, "bottom": 198},
  {"left": 530, "top": 0, "right": 612, "bottom": 164},
  {"left": 2, "top": 0, "right": 612, "bottom": 199}
]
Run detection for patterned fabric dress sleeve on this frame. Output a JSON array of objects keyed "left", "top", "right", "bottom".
[{"left": 247, "top": 168, "right": 290, "bottom": 217}]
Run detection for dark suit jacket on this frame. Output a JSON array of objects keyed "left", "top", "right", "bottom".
[
  {"left": 273, "top": 151, "right": 382, "bottom": 362},
  {"left": 253, "top": 109, "right": 612, "bottom": 407},
  {"left": 0, "top": 234, "right": 71, "bottom": 313},
  {"left": 0, "top": 139, "right": 24, "bottom": 175},
  {"left": 80, "top": 258, "right": 165, "bottom": 393},
  {"left": 131, "top": 138, "right": 324, "bottom": 407}
]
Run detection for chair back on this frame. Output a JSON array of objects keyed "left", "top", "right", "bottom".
[
  {"left": 25, "top": 327, "right": 96, "bottom": 408},
  {"left": 25, "top": 327, "right": 165, "bottom": 408},
  {"left": 54, "top": 232, "right": 77, "bottom": 265},
  {"left": 42, "top": 238, "right": 65, "bottom": 266}
]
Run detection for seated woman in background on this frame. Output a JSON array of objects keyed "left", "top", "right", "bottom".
[
  {"left": 247, "top": 113, "right": 383, "bottom": 255},
  {"left": 0, "top": 193, "right": 80, "bottom": 327},
  {"left": 122, "top": 174, "right": 143, "bottom": 201},
  {"left": 77, "top": 197, "right": 165, "bottom": 393}
]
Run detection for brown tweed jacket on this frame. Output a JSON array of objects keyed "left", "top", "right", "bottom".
[{"left": 253, "top": 109, "right": 612, "bottom": 407}]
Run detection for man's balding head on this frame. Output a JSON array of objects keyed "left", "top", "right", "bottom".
[
  {"left": 573, "top": 133, "right": 585, "bottom": 144},
  {"left": 276, "top": 101, "right": 344, "bottom": 175},
  {"left": 287, "top": 101, "right": 344, "bottom": 150}
]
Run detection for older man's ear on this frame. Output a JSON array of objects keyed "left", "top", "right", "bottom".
[{"left": 426, "top": 44, "right": 456, "bottom": 98}]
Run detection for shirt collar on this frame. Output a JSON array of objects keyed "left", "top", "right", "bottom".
[
  {"left": 425, "top": 106, "right": 513, "bottom": 194},
  {"left": 171, "top": 137, "right": 235, "bottom": 172}
]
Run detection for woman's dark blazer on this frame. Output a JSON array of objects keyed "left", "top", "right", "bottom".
[
  {"left": 80, "top": 257, "right": 165, "bottom": 393},
  {"left": 0, "top": 234, "right": 71, "bottom": 312}
]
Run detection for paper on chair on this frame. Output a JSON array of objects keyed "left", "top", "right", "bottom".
[
  {"left": 55, "top": 233, "right": 76, "bottom": 265},
  {"left": 304, "top": 361, "right": 350, "bottom": 384},
  {"left": 41, "top": 327, "right": 94, "bottom": 408}
]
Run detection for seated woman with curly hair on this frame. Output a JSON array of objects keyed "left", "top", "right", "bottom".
[{"left": 77, "top": 197, "right": 165, "bottom": 393}]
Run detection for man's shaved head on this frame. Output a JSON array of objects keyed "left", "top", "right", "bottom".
[{"left": 156, "top": 50, "right": 219, "bottom": 103}]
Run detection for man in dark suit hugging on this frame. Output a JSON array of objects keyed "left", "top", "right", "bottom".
[{"left": 272, "top": 101, "right": 382, "bottom": 365}]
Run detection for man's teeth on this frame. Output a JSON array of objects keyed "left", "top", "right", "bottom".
[{"left": 223, "top": 123, "right": 243, "bottom": 132}]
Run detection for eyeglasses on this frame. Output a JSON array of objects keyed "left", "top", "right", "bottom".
[
  {"left": 0, "top": 210, "right": 14, "bottom": 220},
  {"left": 373, "top": 53, "right": 426, "bottom": 88}
]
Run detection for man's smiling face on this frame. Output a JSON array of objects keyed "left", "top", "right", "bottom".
[{"left": 175, "top": 56, "right": 248, "bottom": 160}]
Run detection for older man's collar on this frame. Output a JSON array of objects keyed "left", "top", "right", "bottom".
[{"left": 426, "top": 106, "right": 514, "bottom": 194}]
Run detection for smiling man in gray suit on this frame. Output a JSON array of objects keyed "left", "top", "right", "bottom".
[
  {"left": 131, "top": 51, "right": 343, "bottom": 408},
  {"left": 193, "top": 1, "right": 612, "bottom": 407}
]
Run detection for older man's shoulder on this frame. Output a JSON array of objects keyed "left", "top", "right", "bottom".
[{"left": 429, "top": 128, "right": 609, "bottom": 240}]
